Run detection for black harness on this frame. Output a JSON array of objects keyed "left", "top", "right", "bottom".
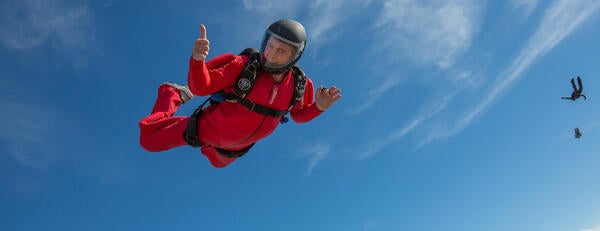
[{"left": 182, "top": 48, "right": 307, "bottom": 158}]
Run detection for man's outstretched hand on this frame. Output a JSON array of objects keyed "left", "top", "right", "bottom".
[{"left": 315, "top": 86, "right": 342, "bottom": 111}]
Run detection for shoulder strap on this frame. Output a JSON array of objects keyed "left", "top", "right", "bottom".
[
  {"left": 223, "top": 48, "right": 308, "bottom": 122},
  {"left": 231, "top": 48, "right": 261, "bottom": 99},
  {"left": 288, "top": 65, "right": 307, "bottom": 111}
]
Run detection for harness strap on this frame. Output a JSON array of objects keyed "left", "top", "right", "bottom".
[
  {"left": 234, "top": 97, "right": 289, "bottom": 118},
  {"left": 288, "top": 66, "right": 307, "bottom": 111},
  {"left": 227, "top": 48, "right": 307, "bottom": 121},
  {"left": 214, "top": 143, "right": 256, "bottom": 158},
  {"left": 182, "top": 103, "right": 205, "bottom": 148},
  {"left": 232, "top": 49, "right": 260, "bottom": 99},
  {"left": 183, "top": 47, "right": 307, "bottom": 152},
  {"left": 182, "top": 98, "right": 255, "bottom": 158}
]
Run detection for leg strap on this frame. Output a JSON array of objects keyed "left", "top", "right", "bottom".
[
  {"left": 182, "top": 105, "right": 204, "bottom": 147},
  {"left": 214, "top": 143, "right": 255, "bottom": 158},
  {"left": 182, "top": 98, "right": 255, "bottom": 157}
]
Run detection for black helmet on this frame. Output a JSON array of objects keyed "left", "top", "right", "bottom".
[{"left": 259, "top": 19, "right": 306, "bottom": 74}]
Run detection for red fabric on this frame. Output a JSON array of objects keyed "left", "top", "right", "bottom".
[
  {"left": 139, "top": 85, "right": 237, "bottom": 168},
  {"left": 139, "top": 54, "right": 322, "bottom": 168}
]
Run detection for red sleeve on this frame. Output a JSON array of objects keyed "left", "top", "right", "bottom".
[
  {"left": 289, "top": 77, "right": 323, "bottom": 123},
  {"left": 187, "top": 54, "right": 247, "bottom": 96}
]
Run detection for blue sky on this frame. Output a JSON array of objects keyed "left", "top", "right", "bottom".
[{"left": 1, "top": 0, "right": 600, "bottom": 230}]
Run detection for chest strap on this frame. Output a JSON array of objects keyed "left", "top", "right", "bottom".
[{"left": 228, "top": 96, "right": 289, "bottom": 118}]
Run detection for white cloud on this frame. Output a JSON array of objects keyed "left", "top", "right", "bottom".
[
  {"left": 345, "top": 0, "right": 481, "bottom": 119},
  {"left": 361, "top": 91, "right": 457, "bottom": 158},
  {"left": 511, "top": 0, "right": 540, "bottom": 16},
  {"left": 581, "top": 224, "right": 600, "bottom": 231},
  {"left": 349, "top": 77, "right": 401, "bottom": 115},
  {"left": 0, "top": 0, "right": 93, "bottom": 50},
  {"left": 0, "top": 97, "right": 60, "bottom": 169},
  {"left": 464, "top": 0, "right": 600, "bottom": 130},
  {"left": 375, "top": 0, "right": 483, "bottom": 69},
  {"left": 241, "top": 0, "right": 299, "bottom": 14},
  {"left": 77, "top": 156, "right": 129, "bottom": 184},
  {"left": 588, "top": 121, "right": 600, "bottom": 130},
  {"left": 306, "top": 0, "right": 374, "bottom": 47},
  {"left": 414, "top": 0, "right": 600, "bottom": 148},
  {"left": 242, "top": 0, "right": 375, "bottom": 46},
  {"left": 577, "top": 121, "right": 600, "bottom": 138},
  {"left": 306, "top": 0, "right": 345, "bottom": 46},
  {"left": 358, "top": 0, "right": 599, "bottom": 154},
  {"left": 300, "top": 142, "right": 330, "bottom": 176},
  {"left": 343, "top": 0, "right": 482, "bottom": 116},
  {"left": 363, "top": 222, "right": 377, "bottom": 230}
]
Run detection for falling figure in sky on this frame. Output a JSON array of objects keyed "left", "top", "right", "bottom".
[
  {"left": 561, "top": 76, "right": 587, "bottom": 101},
  {"left": 574, "top": 127, "right": 582, "bottom": 139}
]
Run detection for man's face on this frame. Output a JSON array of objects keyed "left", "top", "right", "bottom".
[{"left": 262, "top": 36, "right": 295, "bottom": 67}]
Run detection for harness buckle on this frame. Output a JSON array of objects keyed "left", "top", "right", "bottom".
[{"left": 249, "top": 102, "right": 256, "bottom": 112}]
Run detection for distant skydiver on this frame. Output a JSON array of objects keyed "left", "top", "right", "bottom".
[
  {"left": 562, "top": 76, "right": 587, "bottom": 101},
  {"left": 574, "top": 127, "right": 582, "bottom": 139}
]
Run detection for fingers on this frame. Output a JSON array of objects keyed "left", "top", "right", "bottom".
[
  {"left": 315, "top": 85, "right": 342, "bottom": 111},
  {"left": 318, "top": 86, "right": 330, "bottom": 96},
  {"left": 329, "top": 88, "right": 342, "bottom": 100},
  {"left": 328, "top": 86, "right": 341, "bottom": 96},
  {"left": 321, "top": 86, "right": 341, "bottom": 96},
  {"left": 194, "top": 39, "right": 210, "bottom": 51},
  {"left": 318, "top": 86, "right": 342, "bottom": 99},
  {"left": 200, "top": 24, "right": 207, "bottom": 39}
]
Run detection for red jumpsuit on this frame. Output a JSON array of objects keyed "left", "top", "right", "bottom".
[{"left": 139, "top": 54, "right": 323, "bottom": 168}]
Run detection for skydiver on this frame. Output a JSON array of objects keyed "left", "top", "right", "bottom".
[
  {"left": 138, "top": 19, "right": 342, "bottom": 168},
  {"left": 561, "top": 76, "right": 587, "bottom": 101},
  {"left": 574, "top": 127, "right": 582, "bottom": 139}
]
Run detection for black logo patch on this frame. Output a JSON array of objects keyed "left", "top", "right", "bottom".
[{"left": 238, "top": 78, "right": 252, "bottom": 91}]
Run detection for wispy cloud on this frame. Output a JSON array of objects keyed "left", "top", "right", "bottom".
[
  {"left": 306, "top": 0, "right": 345, "bottom": 44},
  {"left": 76, "top": 155, "right": 129, "bottom": 184},
  {"left": 241, "top": 0, "right": 299, "bottom": 15},
  {"left": 580, "top": 121, "right": 600, "bottom": 135},
  {"left": 589, "top": 121, "right": 600, "bottom": 130},
  {"left": 361, "top": 91, "right": 457, "bottom": 158},
  {"left": 0, "top": 0, "right": 93, "bottom": 50},
  {"left": 511, "top": 0, "right": 541, "bottom": 16},
  {"left": 357, "top": 0, "right": 600, "bottom": 156},
  {"left": 461, "top": 0, "right": 599, "bottom": 133},
  {"left": 0, "top": 96, "right": 60, "bottom": 169},
  {"left": 240, "top": 0, "right": 374, "bottom": 47},
  {"left": 375, "top": 0, "right": 483, "bottom": 69},
  {"left": 414, "top": 0, "right": 600, "bottom": 148},
  {"left": 300, "top": 142, "right": 330, "bottom": 176},
  {"left": 349, "top": 77, "right": 401, "bottom": 115},
  {"left": 305, "top": 0, "right": 374, "bottom": 48},
  {"left": 580, "top": 224, "right": 600, "bottom": 231},
  {"left": 346, "top": 0, "right": 482, "bottom": 124},
  {"left": 341, "top": 0, "right": 482, "bottom": 116},
  {"left": 362, "top": 221, "right": 377, "bottom": 230}
]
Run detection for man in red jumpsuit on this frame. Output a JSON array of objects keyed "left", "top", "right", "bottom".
[{"left": 139, "top": 19, "right": 342, "bottom": 168}]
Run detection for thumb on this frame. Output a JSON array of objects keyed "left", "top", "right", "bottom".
[{"left": 200, "top": 24, "right": 207, "bottom": 39}]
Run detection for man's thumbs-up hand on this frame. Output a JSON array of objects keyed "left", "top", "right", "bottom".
[{"left": 192, "top": 24, "right": 210, "bottom": 62}]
